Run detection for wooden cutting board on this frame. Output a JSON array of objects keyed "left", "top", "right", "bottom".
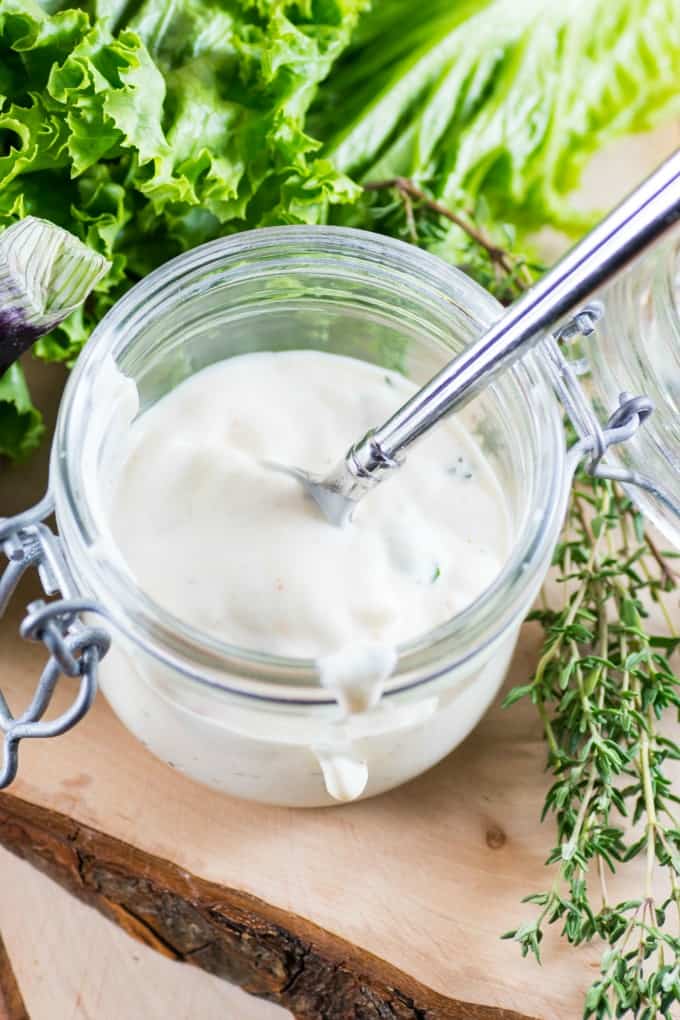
[
  {"left": 0, "top": 845, "right": 288, "bottom": 1020},
  {"left": 0, "top": 124, "right": 678, "bottom": 1020},
  {"left": 0, "top": 930, "right": 28, "bottom": 1020}
]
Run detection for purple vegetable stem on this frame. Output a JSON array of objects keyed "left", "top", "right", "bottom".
[{"left": 0, "top": 308, "right": 57, "bottom": 376}]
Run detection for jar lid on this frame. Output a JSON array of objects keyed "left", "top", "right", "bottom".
[{"left": 583, "top": 234, "right": 680, "bottom": 549}]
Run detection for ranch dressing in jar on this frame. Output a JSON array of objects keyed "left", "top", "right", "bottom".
[
  {"left": 36, "top": 227, "right": 568, "bottom": 808},
  {"left": 107, "top": 350, "right": 511, "bottom": 778}
]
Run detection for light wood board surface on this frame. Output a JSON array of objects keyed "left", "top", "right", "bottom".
[
  {"left": 0, "top": 927, "right": 29, "bottom": 1020},
  {"left": 0, "top": 123, "right": 678, "bottom": 1020}
]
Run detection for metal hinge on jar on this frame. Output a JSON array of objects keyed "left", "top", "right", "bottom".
[
  {"left": 541, "top": 305, "right": 680, "bottom": 518},
  {"left": 0, "top": 494, "right": 110, "bottom": 788}
]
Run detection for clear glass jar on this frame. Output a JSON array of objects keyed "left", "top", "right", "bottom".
[
  {"left": 588, "top": 236, "right": 680, "bottom": 547},
  {"left": 48, "top": 227, "right": 567, "bottom": 807}
]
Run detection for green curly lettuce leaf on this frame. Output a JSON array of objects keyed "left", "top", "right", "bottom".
[
  {"left": 0, "top": 0, "right": 364, "bottom": 322},
  {"left": 0, "top": 361, "right": 44, "bottom": 460},
  {"left": 1, "top": 0, "right": 365, "bottom": 250}
]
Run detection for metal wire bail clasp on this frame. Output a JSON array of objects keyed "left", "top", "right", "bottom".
[
  {"left": 541, "top": 305, "right": 680, "bottom": 519},
  {"left": 0, "top": 493, "right": 110, "bottom": 789}
]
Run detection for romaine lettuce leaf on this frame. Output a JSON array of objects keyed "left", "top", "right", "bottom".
[{"left": 316, "top": 0, "right": 680, "bottom": 237}]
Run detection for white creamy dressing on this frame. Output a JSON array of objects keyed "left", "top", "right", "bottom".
[
  {"left": 109, "top": 351, "right": 509, "bottom": 661},
  {"left": 102, "top": 350, "right": 512, "bottom": 803}
]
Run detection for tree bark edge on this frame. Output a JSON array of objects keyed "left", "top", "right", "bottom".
[{"left": 0, "top": 792, "right": 535, "bottom": 1020}]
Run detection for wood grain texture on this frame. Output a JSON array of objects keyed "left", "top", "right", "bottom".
[
  {"left": 0, "top": 793, "right": 531, "bottom": 1020},
  {"left": 0, "top": 932, "right": 29, "bottom": 1020}
]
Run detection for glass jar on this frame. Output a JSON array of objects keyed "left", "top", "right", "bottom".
[
  {"left": 7, "top": 226, "right": 675, "bottom": 807},
  {"left": 587, "top": 236, "right": 680, "bottom": 547},
  {"left": 40, "top": 227, "right": 566, "bottom": 807}
]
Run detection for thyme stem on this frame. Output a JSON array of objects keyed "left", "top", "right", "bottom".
[{"left": 363, "top": 177, "right": 515, "bottom": 272}]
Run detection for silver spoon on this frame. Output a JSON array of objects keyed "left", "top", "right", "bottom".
[{"left": 272, "top": 151, "right": 680, "bottom": 527}]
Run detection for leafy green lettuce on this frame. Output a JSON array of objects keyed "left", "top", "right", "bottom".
[
  {"left": 315, "top": 0, "right": 680, "bottom": 250},
  {"left": 0, "top": 361, "right": 44, "bottom": 459},
  {"left": 0, "top": 0, "right": 365, "bottom": 353},
  {"left": 1, "top": 0, "right": 679, "bottom": 459}
]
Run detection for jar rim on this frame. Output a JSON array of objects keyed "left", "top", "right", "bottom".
[{"left": 53, "top": 226, "right": 567, "bottom": 703}]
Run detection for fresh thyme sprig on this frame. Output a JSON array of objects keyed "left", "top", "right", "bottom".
[
  {"left": 502, "top": 473, "right": 680, "bottom": 1020},
  {"left": 365, "top": 179, "right": 680, "bottom": 1019},
  {"left": 361, "top": 177, "right": 543, "bottom": 303}
]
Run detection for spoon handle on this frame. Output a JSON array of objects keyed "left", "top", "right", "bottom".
[{"left": 351, "top": 149, "right": 680, "bottom": 478}]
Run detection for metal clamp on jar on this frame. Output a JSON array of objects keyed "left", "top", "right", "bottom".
[{"left": 1, "top": 155, "right": 679, "bottom": 807}]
